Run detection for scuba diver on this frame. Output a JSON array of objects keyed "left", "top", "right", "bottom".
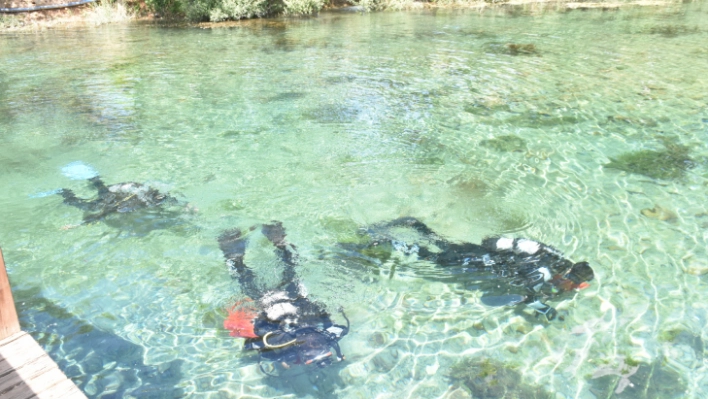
[
  {"left": 59, "top": 176, "right": 179, "bottom": 224},
  {"left": 344, "top": 217, "right": 594, "bottom": 321},
  {"left": 219, "top": 221, "right": 349, "bottom": 374},
  {"left": 47, "top": 161, "right": 188, "bottom": 229}
]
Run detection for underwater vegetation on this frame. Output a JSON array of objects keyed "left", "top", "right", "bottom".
[
  {"left": 464, "top": 99, "right": 581, "bottom": 127},
  {"left": 484, "top": 42, "right": 539, "bottom": 56},
  {"left": 604, "top": 139, "right": 695, "bottom": 180},
  {"left": 463, "top": 98, "right": 511, "bottom": 117},
  {"left": 302, "top": 103, "right": 361, "bottom": 124},
  {"left": 646, "top": 24, "right": 699, "bottom": 38},
  {"left": 448, "top": 357, "right": 555, "bottom": 399},
  {"left": 480, "top": 135, "right": 527, "bottom": 153},
  {"left": 266, "top": 91, "right": 307, "bottom": 102},
  {"left": 505, "top": 43, "right": 538, "bottom": 55},
  {"left": 588, "top": 357, "right": 687, "bottom": 399}
]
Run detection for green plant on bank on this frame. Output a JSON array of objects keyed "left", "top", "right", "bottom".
[
  {"left": 145, "top": 0, "right": 186, "bottom": 18},
  {"left": 146, "top": 0, "right": 326, "bottom": 21},
  {"left": 0, "top": 14, "right": 23, "bottom": 29}
]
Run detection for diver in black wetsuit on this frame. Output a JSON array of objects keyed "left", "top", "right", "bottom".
[
  {"left": 218, "top": 221, "right": 349, "bottom": 373},
  {"left": 59, "top": 176, "right": 179, "bottom": 225},
  {"left": 350, "top": 217, "right": 594, "bottom": 321}
]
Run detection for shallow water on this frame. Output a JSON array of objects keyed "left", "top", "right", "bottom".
[{"left": 1, "top": 2, "right": 708, "bottom": 398}]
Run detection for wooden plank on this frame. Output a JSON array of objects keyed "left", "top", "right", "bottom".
[
  {"left": 0, "top": 332, "right": 87, "bottom": 399},
  {"left": 0, "top": 333, "right": 46, "bottom": 376},
  {"left": 1, "top": 349, "right": 62, "bottom": 395},
  {"left": 32, "top": 379, "right": 86, "bottom": 399},
  {"left": 0, "top": 247, "right": 21, "bottom": 341},
  {"left": 1, "top": 333, "right": 46, "bottom": 370},
  {"left": 0, "top": 246, "right": 87, "bottom": 399},
  {"left": 3, "top": 366, "right": 69, "bottom": 399}
]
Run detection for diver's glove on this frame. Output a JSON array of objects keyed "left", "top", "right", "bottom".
[{"left": 527, "top": 299, "right": 557, "bottom": 321}]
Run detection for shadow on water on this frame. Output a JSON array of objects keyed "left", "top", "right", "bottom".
[
  {"left": 14, "top": 287, "right": 184, "bottom": 399},
  {"left": 256, "top": 363, "right": 348, "bottom": 398}
]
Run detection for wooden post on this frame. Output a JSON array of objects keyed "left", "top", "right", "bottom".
[{"left": 0, "top": 247, "right": 20, "bottom": 340}]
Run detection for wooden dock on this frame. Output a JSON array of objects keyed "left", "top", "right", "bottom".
[{"left": 0, "top": 248, "right": 87, "bottom": 399}]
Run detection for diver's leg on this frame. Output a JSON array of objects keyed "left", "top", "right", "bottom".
[
  {"left": 383, "top": 217, "right": 438, "bottom": 236},
  {"left": 218, "top": 228, "right": 260, "bottom": 299},
  {"left": 262, "top": 221, "right": 299, "bottom": 291},
  {"left": 381, "top": 217, "right": 452, "bottom": 250}
]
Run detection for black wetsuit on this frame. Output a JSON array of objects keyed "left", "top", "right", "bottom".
[
  {"left": 356, "top": 217, "right": 594, "bottom": 320},
  {"left": 59, "top": 176, "right": 178, "bottom": 224},
  {"left": 218, "top": 222, "right": 348, "bottom": 370}
]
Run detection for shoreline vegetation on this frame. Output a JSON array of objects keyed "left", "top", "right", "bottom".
[{"left": 0, "top": 0, "right": 686, "bottom": 31}]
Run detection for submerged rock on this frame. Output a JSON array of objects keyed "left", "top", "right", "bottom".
[
  {"left": 484, "top": 42, "right": 539, "bottom": 56},
  {"left": 480, "top": 134, "right": 527, "bottom": 153},
  {"left": 447, "top": 358, "right": 555, "bottom": 399},
  {"left": 587, "top": 358, "right": 687, "bottom": 399},
  {"left": 640, "top": 204, "right": 677, "bottom": 222},
  {"left": 604, "top": 139, "right": 695, "bottom": 180}
]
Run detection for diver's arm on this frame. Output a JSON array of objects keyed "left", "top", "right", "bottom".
[
  {"left": 262, "top": 221, "right": 299, "bottom": 284},
  {"left": 58, "top": 189, "right": 93, "bottom": 211},
  {"left": 381, "top": 217, "right": 451, "bottom": 249},
  {"left": 218, "top": 228, "right": 260, "bottom": 299}
]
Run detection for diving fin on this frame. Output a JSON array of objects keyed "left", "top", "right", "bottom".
[{"left": 61, "top": 161, "right": 99, "bottom": 180}]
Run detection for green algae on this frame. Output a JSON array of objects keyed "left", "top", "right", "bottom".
[
  {"left": 480, "top": 135, "right": 527, "bottom": 153},
  {"left": 448, "top": 358, "right": 555, "bottom": 399},
  {"left": 604, "top": 139, "right": 695, "bottom": 180}
]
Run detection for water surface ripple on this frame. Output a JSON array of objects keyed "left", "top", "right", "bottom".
[{"left": 1, "top": 3, "right": 708, "bottom": 398}]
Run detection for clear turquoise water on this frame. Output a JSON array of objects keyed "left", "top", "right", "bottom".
[{"left": 1, "top": 3, "right": 708, "bottom": 398}]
